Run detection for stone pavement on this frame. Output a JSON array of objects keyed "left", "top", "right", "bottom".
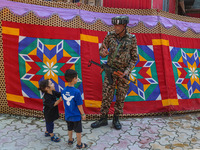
[{"left": 0, "top": 112, "right": 200, "bottom": 150}]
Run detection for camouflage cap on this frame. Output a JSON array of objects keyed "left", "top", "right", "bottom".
[{"left": 111, "top": 16, "right": 129, "bottom": 25}]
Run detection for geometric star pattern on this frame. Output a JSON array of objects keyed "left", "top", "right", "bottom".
[
  {"left": 126, "top": 45, "right": 161, "bottom": 101},
  {"left": 18, "top": 37, "right": 82, "bottom": 99},
  {"left": 170, "top": 47, "right": 200, "bottom": 99},
  {"left": 100, "top": 45, "right": 161, "bottom": 102}
]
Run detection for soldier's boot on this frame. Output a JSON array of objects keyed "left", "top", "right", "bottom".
[
  {"left": 91, "top": 115, "right": 108, "bottom": 128},
  {"left": 112, "top": 115, "right": 121, "bottom": 130}
]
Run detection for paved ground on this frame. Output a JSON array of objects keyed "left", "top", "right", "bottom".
[{"left": 0, "top": 112, "right": 200, "bottom": 150}]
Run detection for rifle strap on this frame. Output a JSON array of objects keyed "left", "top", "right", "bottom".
[{"left": 110, "top": 42, "right": 122, "bottom": 67}]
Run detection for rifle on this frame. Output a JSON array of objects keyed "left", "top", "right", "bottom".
[{"left": 88, "top": 60, "right": 136, "bottom": 85}]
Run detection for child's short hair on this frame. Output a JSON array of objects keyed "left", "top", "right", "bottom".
[
  {"left": 38, "top": 79, "right": 49, "bottom": 93},
  {"left": 64, "top": 69, "right": 77, "bottom": 82}
]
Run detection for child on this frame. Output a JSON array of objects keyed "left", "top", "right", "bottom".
[
  {"left": 38, "top": 79, "right": 62, "bottom": 142},
  {"left": 62, "top": 69, "right": 88, "bottom": 149}
]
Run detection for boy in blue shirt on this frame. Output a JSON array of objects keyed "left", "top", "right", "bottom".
[{"left": 62, "top": 69, "right": 88, "bottom": 149}]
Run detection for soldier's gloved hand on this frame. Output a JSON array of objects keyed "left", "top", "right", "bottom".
[
  {"left": 120, "top": 70, "right": 129, "bottom": 78},
  {"left": 102, "top": 43, "right": 109, "bottom": 57}
]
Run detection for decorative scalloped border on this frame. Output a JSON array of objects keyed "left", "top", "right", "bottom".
[{"left": 1, "top": 0, "right": 200, "bottom": 33}]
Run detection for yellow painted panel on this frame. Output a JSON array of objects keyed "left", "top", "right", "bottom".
[
  {"left": 2, "top": 26, "right": 19, "bottom": 36},
  {"left": 170, "top": 99, "right": 179, "bottom": 105},
  {"left": 161, "top": 39, "right": 169, "bottom": 46},
  {"left": 152, "top": 39, "right": 162, "bottom": 45},
  {"left": 162, "top": 99, "right": 179, "bottom": 106},
  {"left": 84, "top": 100, "right": 101, "bottom": 108},
  {"left": 80, "top": 34, "right": 99, "bottom": 43},
  {"left": 162, "top": 99, "right": 170, "bottom": 106},
  {"left": 152, "top": 39, "right": 169, "bottom": 46},
  {"left": 7, "top": 94, "right": 25, "bottom": 103}
]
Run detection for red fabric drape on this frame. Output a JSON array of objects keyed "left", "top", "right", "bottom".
[
  {"left": 3, "top": 21, "right": 200, "bottom": 115},
  {"left": 103, "top": 0, "right": 176, "bottom": 14}
]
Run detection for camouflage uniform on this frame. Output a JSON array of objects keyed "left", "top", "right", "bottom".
[{"left": 99, "top": 31, "right": 138, "bottom": 116}]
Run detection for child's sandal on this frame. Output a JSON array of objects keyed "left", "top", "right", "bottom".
[
  {"left": 45, "top": 132, "right": 50, "bottom": 137},
  {"left": 68, "top": 138, "right": 74, "bottom": 145},
  {"left": 51, "top": 135, "right": 61, "bottom": 142},
  {"left": 76, "top": 143, "right": 88, "bottom": 149}
]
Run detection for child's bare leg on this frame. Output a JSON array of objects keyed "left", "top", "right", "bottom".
[
  {"left": 68, "top": 130, "right": 73, "bottom": 141},
  {"left": 76, "top": 132, "right": 81, "bottom": 145}
]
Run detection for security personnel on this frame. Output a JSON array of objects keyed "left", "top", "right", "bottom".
[{"left": 91, "top": 16, "right": 138, "bottom": 130}]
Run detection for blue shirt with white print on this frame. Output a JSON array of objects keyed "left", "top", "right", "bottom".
[{"left": 61, "top": 86, "right": 83, "bottom": 121}]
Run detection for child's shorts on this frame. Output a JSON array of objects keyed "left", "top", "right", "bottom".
[{"left": 66, "top": 120, "right": 82, "bottom": 133}]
